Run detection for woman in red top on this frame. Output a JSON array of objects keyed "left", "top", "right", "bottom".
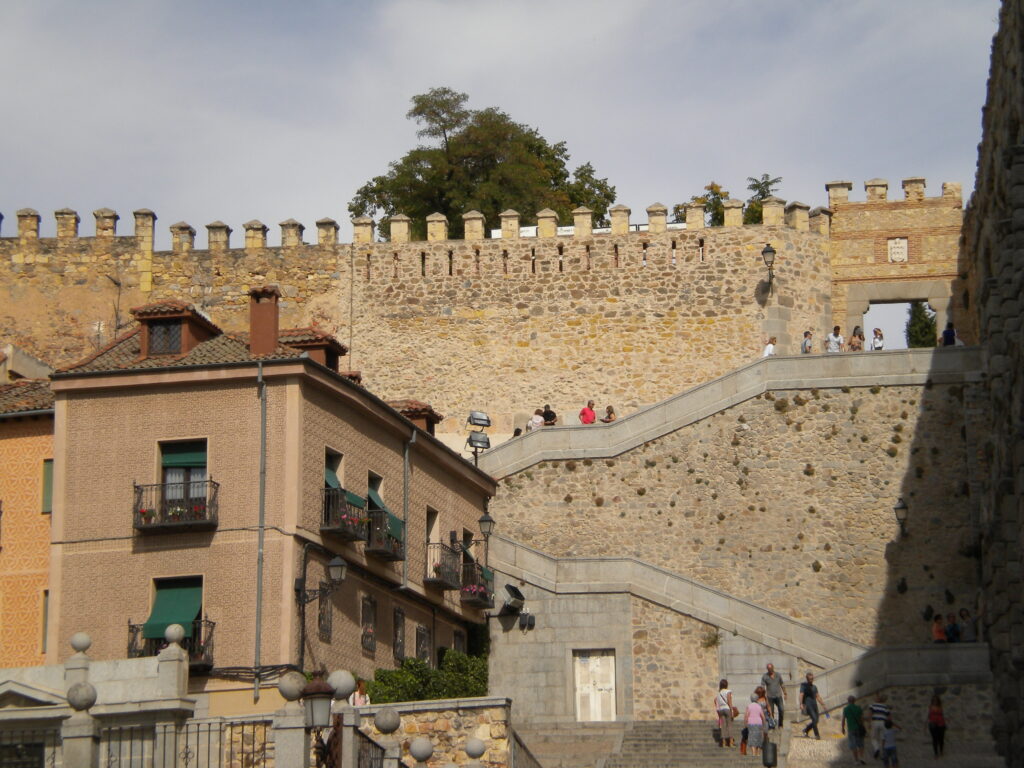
[
  {"left": 928, "top": 695, "right": 946, "bottom": 757},
  {"left": 931, "top": 615, "right": 947, "bottom": 643}
]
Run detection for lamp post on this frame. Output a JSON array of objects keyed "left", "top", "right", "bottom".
[
  {"left": 296, "top": 556, "right": 347, "bottom": 605},
  {"left": 893, "top": 498, "right": 909, "bottom": 537},
  {"left": 761, "top": 243, "right": 776, "bottom": 294},
  {"left": 478, "top": 507, "right": 495, "bottom": 565}
]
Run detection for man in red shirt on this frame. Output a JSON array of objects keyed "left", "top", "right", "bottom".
[{"left": 579, "top": 400, "right": 596, "bottom": 424}]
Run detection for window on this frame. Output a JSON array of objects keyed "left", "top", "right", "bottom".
[
  {"left": 41, "top": 459, "right": 53, "bottom": 513},
  {"left": 393, "top": 607, "right": 405, "bottom": 661},
  {"left": 41, "top": 590, "right": 49, "bottom": 653},
  {"left": 161, "top": 441, "right": 208, "bottom": 509},
  {"left": 415, "top": 624, "right": 431, "bottom": 663},
  {"left": 453, "top": 629, "right": 466, "bottom": 654},
  {"left": 149, "top": 320, "right": 182, "bottom": 355},
  {"left": 367, "top": 473, "right": 383, "bottom": 510},
  {"left": 361, "top": 596, "right": 377, "bottom": 653},
  {"left": 318, "top": 582, "right": 332, "bottom": 643},
  {"left": 324, "top": 449, "right": 342, "bottom": 490},
  {"left": 142, "top": 576, "right": 203, "bottom": 641}
]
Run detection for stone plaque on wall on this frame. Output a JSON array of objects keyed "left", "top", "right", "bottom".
[{"left": 887, "top": 237, "right": 909, "bottom": 263}]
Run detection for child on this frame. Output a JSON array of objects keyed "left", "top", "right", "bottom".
[{"left": 881, "top": 718, "right": 901, "bottom": 767}]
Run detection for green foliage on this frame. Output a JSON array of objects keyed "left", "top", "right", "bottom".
[
  {"left": 672, "top": 181, "right": 728, "bottom": 227},
  {"left": 367, "top": 651, "right": 488, "bottom": 704},
  {"left": 349, "top": 87, "right": 617, "bottom": 240},
  {"left": 905, "top": 300, "right": 937, "bottom": 347},
  {"left": 743, "top": 174, "right": 782, "bottom": 225}
]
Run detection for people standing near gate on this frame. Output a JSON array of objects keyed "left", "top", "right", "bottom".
[
  {"left": 761, "top": 662, "right": 787, "bottom": 727},
  {"left": 825, "top": 326, "right": 845, "bottom": 353},
  {"left": 800, "top": 672, "right": 827, "bottom": 739},
  {"left": 715, "top": 679, "right": 736, "bottom": 747},
  {"left": 579, "top": 400, "right": 596, "bottom": 425}
]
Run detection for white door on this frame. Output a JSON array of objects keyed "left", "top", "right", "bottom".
[{"left": 573, "top": 649, "right": 617, "bottom": 722}]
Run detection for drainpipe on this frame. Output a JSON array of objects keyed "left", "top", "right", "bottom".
[
  {"left": 253, "top": 362, "right": 268, "bottom": 702},
  {"left": 402, "top": 430, "right": 416, "bottom": 589}
]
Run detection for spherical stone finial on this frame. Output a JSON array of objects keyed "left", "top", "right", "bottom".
[
  {"left": 69, "top": 632, "right": 92, "bottom": 653},
  {"left": 374, "top": 707, "right": 401, "bottom": 734},
  {"left": 465, "top": 737, "right": 486, "bottom": 759},
  {"left": 277, "top": 671, "right": 307, "bottom": 702},
  {"left": 327, "top": 670, "right": 356, "bottom": 701},
  {"left": 409, "top": 736, "right": 434, "bottom": 762},
  {"left": 67, "top": 681, "right": 97, "bottom": 711},
  {"left": 164, "top": 624, "right": 186, "bottom": 645}
]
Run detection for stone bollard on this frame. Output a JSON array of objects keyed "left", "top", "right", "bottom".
[
  {"left": 271, "top": 672, "right": 309, "bottom": 768},
  {"left": 62, "top": 633, "right": 100, "bottom": 768}
]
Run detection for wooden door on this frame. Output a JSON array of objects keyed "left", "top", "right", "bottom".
[{"left": 573, "top": 649, "right": 616, "bottom": 722}]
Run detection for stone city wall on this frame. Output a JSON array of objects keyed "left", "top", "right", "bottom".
[{"left": 490, "top": 382, "right": 981, "bottom": 649}]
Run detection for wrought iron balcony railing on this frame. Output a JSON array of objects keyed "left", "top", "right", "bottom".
[
  {"left": 133, "top": 480, "right": 219, "bottom": 533},
  {"left": 425, "top": 543, "right": 461, "bottom": 590},
  {"left": 321, "top": 488, "right": 369, "bottom": 542},
  {"left": 365, "top": 509, "right": 405, "bottom": 562},
  {"left": 460, "top": 562, "right": 494, "bottom": 608},
  {"left": 127, "top": 618, "right": 215, "bottom": 672}
]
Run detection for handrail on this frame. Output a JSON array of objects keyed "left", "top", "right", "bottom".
[{"left": 479, "top": 347, "right": 983, "bottom": 478}]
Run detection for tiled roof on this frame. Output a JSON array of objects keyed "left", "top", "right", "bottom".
[
  {"left": 279, "top": 327, "right": 349, "bottom": 355},
  {"left": 0, "top": 380, "right": 54, "bottom": 415},
  {"left": 129, "top": 299, "right": 195, "bottom": 317},
  {"left": 387, "top": 398, "right": 444, "bottom": 423}
]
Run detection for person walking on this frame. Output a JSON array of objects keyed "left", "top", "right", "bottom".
[
  {"left": 761, "top": 662, "right": 787, "bottom": 727},
  {"left": 881, "top": 718, "right": 902, "bottom": 767},
  {"left": 868, "top": 692, "right": 892, "bottom": 759},
  {"left": 870, "top": 328, "right": 885, "bottom": 351},
  {"left": 841, "top": 695, "right": 867, "bottom": 765},
  {"left": 745, "top": 690, "right": 767, "bottom": 758},
  {"left": 715, "top": 679, "right": 736, "bottom": 748},
  {"left": 825, "top": 326, "right": 845, "bottom": 353},
  {"left": 800, "top": 672, "right": 826, "bottom": 739},
  {"left": 579, "top": 400, "right": 596, "bottom": 425},
  {"left": 801, "top": 330, "right": 814, "bottom": 354},
  {"left": 928, "top": 695, "right": 947, "bottom": 758}
]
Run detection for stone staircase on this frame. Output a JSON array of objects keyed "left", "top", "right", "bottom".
[
  {"left": 512, "top": 723, "right": 626, "bottom": 768},
  {"left": 603, "top": 721, "right": 777, "bottom": 768}
]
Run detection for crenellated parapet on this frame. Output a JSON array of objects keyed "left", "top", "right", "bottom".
[{"left": 826, "top": 176, "right": 962, "bottom": 207}]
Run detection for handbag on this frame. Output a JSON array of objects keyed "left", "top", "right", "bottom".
[
  {"left": 766, "top": 714, "right": 777, "bottom": 730},
  {"left": 731, "top": 706, "right": 739, "bottom": 718}
]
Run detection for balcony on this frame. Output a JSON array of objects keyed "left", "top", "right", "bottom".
[
  {"left": 321, "top": 488, "right": 368, "bottom": 542},
  {"left": 460, "top": 562, "right": 494, "bottom": 609},
  {"left": 365, "top": 509, "right": 405, "bottom": 562},
  {"left": 425, "top": 543, "right": 461, "bottom": 590},
  {"left": 133, "top": 481, "right": 219, "bottom": 533},
  {"left": 127, "top": 618, "right": 215, "bottom": 673}
]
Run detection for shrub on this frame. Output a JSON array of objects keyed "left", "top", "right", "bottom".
[{"left": 368, "top": 651, "right": 488, "bottom": 704}]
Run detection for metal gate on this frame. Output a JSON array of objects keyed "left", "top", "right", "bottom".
[{"left": 0, "top": 729, "right": 60, "bottom": 768}]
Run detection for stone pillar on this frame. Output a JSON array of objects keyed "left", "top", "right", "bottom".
[
  {"left": 351, "top": 216, "right": 373, "bottom": 244},
  {"left": 280, "top": 219, "right": 304, "bottom": 247},
  {"left": 825, "top": 181, "right": 853, "bottom": 207},
  {"left": 609, "top": 204, "right": 631, "bottom": 235},
  {"left": 684, "top": 203, "right": 705, "bottom": 230},
  {"left": 133, "top": 209, "right": 156, "bottom": 253},
  {"left": 170, "top": 222, "right": 196, "bottom": 253},
  {"left": 244, "top": 220, "right": 269, "bottom": 251},
  {"left": 206, "top": 221, "right": 232, "bottom": 252},
  {"left": 271, "top": 703, "right": 309, "bottom": 768},
  {"left": 318, "top": 218, "right": 340, "bottom": 246},
  {"left": 785, "top": 201, "right": 810, "bottom": 230},
  {"left": 942, "top": 182, "right": 963, "bottom": 201},
  {"left": 426, "top": 213, "right": 448, "bottom": 242},
  {"left": 63, "top": 633, "right": 99, "bottom": 768},
  {"left": 64, "top": 632, "right": 92, "bottom": 687},
  {"left": 902, "top": 177, "right": 926, "bottom": 201},
  {"left": 156, "top": 626, "right": 189, "bottom": 698},
  {"left": 646, "top": 203, "right": 667, "bottom": 234},
  {"left": 94, "top": 208, "right": 119, "bottom": 237},
  {"left": 463, "top": 211, "right": 485, "bottom": 241},
  {"left": 808, "top": 207, "right": 833, "bottom": 237},
  {"left": 389, "top": 214, "right": 411, "bottom": 244},
  {"left": 722, "top": 199, "right": 744, "bottom": 227},
  {"left": 17, "top": 208, "right": 40, "bottom": 242},
  {"left": 761, "top": 197, "right": 785, "bottom": 226},
  {"left": 572, "top": 206, "right": 592, "bottom": 238},
  {"left": 56, "top": 208, "right": 81, "bottom": 240},
  {"left": 536, "top": 208, "right": 558, "bottom": 238},
  {"left": 865, "top": 178, "right": 888, "bottom": 201},
  {"left": 500, "top": 210, "right": 520, "bottom": 240}
]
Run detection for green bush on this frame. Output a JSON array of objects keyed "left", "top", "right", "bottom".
[{"left": 367, "top": 651, "right": 488, "bottom": 704}]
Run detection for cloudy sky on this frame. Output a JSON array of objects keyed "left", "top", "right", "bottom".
[{"left": 1, "top": 0, "right": 1000, "bottom": 253}]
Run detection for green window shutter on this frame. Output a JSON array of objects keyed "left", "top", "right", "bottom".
[
  {"left": 481, "top": 567, "right": 494, "bottom": 583},
  {"left": 161, "top": 441, "right": 207, "bottom": 468},
  {"left": 344, "top": 491, "right": 366, "bottom": 509},
  {"left": 324, "top": 466, "right": 341, "bottom": 489},
  {"left": 41, "top": 459, "right": 54, "bottom": 513},
  {"left": 386, "top": 511, "right": 405, "bottom": 540},
  {"left": 142, "top": 579, "right": 203, "bottom": 639},
  {"left": 367, "top": 487, "right": 388, "bottom": 513}
]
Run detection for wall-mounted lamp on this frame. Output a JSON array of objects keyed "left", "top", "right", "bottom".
[
  {"left": 761, "top": 243, "right": 777, "bottom": 294},
  {"left": 893, "top": 498, "right": 909, "bottom": 536},
  {"left": 478, "top": 507, "right": 495, "bottom": 563},
  {"left": 295, "top": 556, "right": 347, "bottom": 605}
]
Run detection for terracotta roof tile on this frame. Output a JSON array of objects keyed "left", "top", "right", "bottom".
[
  {"left": 0, "top": 380, "right": 54, "bottom": 415},
  {"left": 387, "top": 398, "right": 444, "bottom": 423},
  {"left": 129, "top": 299, "right": 194, "bottom": 317}
]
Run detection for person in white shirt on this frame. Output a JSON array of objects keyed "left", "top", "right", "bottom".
[
  {"left": 762, "top": 336, "right": 777, "bottom": 357},
  {"left": 870, "top": 328, "right": 885, "bottom": 351},
  {"left": 801, "top": 331, "right": 814, "bottom": 354},
  {"left": 825, "top": 326, "right": 845, "bottom": 353}
]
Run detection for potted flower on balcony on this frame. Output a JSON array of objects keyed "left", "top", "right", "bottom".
[
  {"left": 167, "top": 505, "right": 187, "bottom": 522},
  {"left": 139, "top": 508, "right": 155, "bottom": 525}
]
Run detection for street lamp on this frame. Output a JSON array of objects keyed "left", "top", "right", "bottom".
[
  {"left": 761, "top": 243, "right": 777, "bottom": 294},
  {"left": 893, "top": 498, "right": 909, "bottom": 536},
  {"left": 478, "top": 506, "right": 495, "bottom": 564},
  {"left": 466, "top": 411, "right": 492, "bottom": 467},
  {"left": 296, "top": 556, "right": 347, "bottom": 605}
]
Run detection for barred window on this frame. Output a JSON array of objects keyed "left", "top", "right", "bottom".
[
  {"left": 361, "top": 596, "right": 377, "bottom": 653},
  {"left": 149, "top": 320, "right": 182, "bottom": 355},
  {"left": 415, "top": 624, "right": 431, "bottom": 663},
  {"left": 317, "top": 582, "right": 332, "bottom": 643},
  {"left": 393, "top": 607, "right": 405, "bottom": 661}
]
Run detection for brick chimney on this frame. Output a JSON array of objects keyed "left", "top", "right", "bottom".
[{"left": 249, "top": 286, "right": 281, "bottom": 356}]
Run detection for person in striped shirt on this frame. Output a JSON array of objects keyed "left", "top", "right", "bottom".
[{"left": 869, "top": 692, "right": 892, "bottom": 760}]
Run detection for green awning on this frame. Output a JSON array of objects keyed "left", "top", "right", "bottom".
[
  {"left": 367, "top": 487, "right": 389, "bottom": 512},
  {"left": 481, "top": 567, "right": 494, "bottom": 583},
  {"left": 324, "top": 466, "right": 341, "bottom": 489},
  {"left": 161, "top": 442, "right": 207, "bottom": 468},
  {"left": 345, "top": 491, "right": 366, "bottom": 509},
  {"left": 142, "top": 582, "right": 202, "bottom": 639},
  {"left": 386, "top": 511, "right": 405, "bottom": 540}
]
